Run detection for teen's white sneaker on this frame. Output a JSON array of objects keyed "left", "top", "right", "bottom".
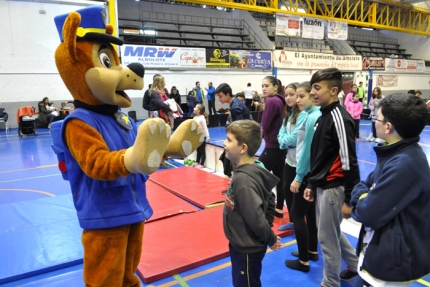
[
  {"left": 365, "top": 133, "right": 375, "bottom": 142},
  {"left": 374, "top": 138, "right": 385, "bottom": 143}
]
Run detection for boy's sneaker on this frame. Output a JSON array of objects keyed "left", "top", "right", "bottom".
[{"left": 339, "top": 268, "right": 358, "bottom": 281}]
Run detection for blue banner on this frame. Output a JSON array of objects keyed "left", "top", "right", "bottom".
[{"left": 229, "top": 50, "right": 272, "bottom": 70}]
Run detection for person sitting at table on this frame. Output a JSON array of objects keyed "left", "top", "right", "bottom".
[{"left": 38, "top": 97, "right": 58, "bottom": 129}]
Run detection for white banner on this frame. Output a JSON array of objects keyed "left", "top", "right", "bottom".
[
  {"left": 385, "top": 58, "right": 422, "bottom": 73},
  {"left": 275, "top": 13, "right": 300, "bottom": 37},
  {"left": 302, "top": 17, "right": 324, "bottom": 40},
  {"left": 417, "top": 60, "right": 425, "bottom": 73},
  {"left": 120, "top": 45, "right": 180, "bottom": 67},
  {"left": 327, "top": 21, "right": 348, "bottom": 40},
  {"left": 376, "top": 75, "right": 398, "bottom": 87},
  {"left": 179, "top": 48, "right": 206, "bottom": 67},
  {"left": 275, "top": 51, "right": 362, "bottom": 71}
]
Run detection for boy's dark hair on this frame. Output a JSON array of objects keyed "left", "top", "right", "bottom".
[
  {"left": 247, "top": 83, "right": 251, "bottom": 86},
  {"left": 379, "top": 93, "right": 428, "bottom": 138},
  {"left": 310, "top": 68, "right": 343, "bottom": 93},
  {"left": 236, "top": 93, "right": 245, "bottom": 100},
  {"left": 226, "top": 120, "right": 262, "bottom": 157},
  {"left": 215, "top": 83, "right": 233, "bottom": 97},
  {"left": 196, "top": 81, "right": 200, "bottom": 85},
  {"left": 407, "top": 90, "right": 416, "bottom": 95}
]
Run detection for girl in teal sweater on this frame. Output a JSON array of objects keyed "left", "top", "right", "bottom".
[{"left": 285, "top": 81, "right": 321, "bottom": 272}]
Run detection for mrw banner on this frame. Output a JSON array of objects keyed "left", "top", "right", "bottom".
[{"left": 275, "top": 51, "right": 362, "bottom": 71}]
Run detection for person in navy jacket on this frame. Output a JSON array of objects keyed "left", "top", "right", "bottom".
[{"left": 351, "top": 93, "right": 430, "bottom": 287}]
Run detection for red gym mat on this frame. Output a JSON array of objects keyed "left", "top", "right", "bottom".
[
  {"left": 137, "top": 205, "right": 294, "bottom": 283},
  {"left": 149, "top": 166, "right": 230, "bottom": 209},
  {"left": 146, "top": 180, "right": 199, "bottom": 222}
]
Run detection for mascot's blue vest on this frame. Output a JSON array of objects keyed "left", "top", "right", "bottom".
[{"left": 50, "top": 109, "right": 153, "bottom": 229}]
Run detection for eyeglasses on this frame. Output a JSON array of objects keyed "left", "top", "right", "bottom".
[{"left": 372, "top": 116, "right": 387, "bottom": 123}]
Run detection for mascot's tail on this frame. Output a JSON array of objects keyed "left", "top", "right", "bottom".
[{"left": 50, "top": 120, "right": 69, "bottom": 180}]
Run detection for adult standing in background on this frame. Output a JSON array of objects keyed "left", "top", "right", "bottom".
[
  {"left": 193, "top": 81, "right": 205, "bottom": 104},
  {"left": 259, "top": 76, "right": 287, "bottom": 218},
  {"left": 243, "top": 83, "right": 255, "bottom": 110},
  {"left": 169, "top": 86, "right": 181, "bottom": 105},
  {"left": 205, "top": 82, "right": 216, "bottom": 115}
]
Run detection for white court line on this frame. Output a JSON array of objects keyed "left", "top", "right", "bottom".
[{"left": 0, "top": 174, "right": 61, "bottom": 184}]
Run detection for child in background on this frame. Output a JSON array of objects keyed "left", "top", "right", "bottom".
[
  {"left": 285, "top": 81, "right": 320, "bottom": 272},
  {"left": 344, "top": 83, "right": 357, "bottom": 107},
  {"left": 351, "top": 94, "right": 430, "bottom": 287},
  {"left": 366, "top": 87, "right": 383, "bottom": 142},
  {"left": 193, "top": 103, "right": 210, "bottom": 168},
  {"left": 252, "top": 91, "right": 263, "bottom": 112},
  {"left": 346, "top": 93, "right": 363, "bottom": 141},
  {"left": 223, "top": 120, "right": 282, "bottom": 287},
  {"left": 277, "top": 82, "right": 306, "bottom": 231},
  {"left": 260, "top": 76, "right": 287, "bottom": 218},
  {"left": 187, "top": 91, "right": 197, "bottom": 117}
]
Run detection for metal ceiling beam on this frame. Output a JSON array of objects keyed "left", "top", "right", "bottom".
[{"left": 173, "top": 0, "right": 430, "bottom": 36}]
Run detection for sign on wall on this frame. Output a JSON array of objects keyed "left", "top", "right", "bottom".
[
  {"left": 362, "top": 57, "right": 385, "bottom": 70},
  {"left": 376, "top": 75, "right": 398, "bottom": 87},
  {"left": 121, "top": 45, "right": 180, "bottom": 67},
  {"left": 206, "top": 48, "right": 230, "bottom": 68},
  {"left": 275, "top": 51, "right": 362, "bottom": 71},
  {"left": 302, "top": 17, "right": 324, "bottom": 40},
  {"left": 179, "top": 48, "right": 206, "bottom": 67},
  {"left": 327, "top": 21, "right": 348, "bottom": 40},
  {"left": 229, "top": 50, "right": 272, "bottom": 69},
  {"left": 275, "top": 13, "right": 300, "bottom": 37},
  {"left": 385, "top": 59, "right": 422, "bottom": 73}
]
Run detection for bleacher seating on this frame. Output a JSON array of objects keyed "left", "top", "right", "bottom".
[{"left": 347, "top": 34, "right": 411, "bottom": 59}]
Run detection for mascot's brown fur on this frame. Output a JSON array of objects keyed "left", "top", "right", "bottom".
[{"left": 55, "top": 7, "right": 202, "bottom": 286}]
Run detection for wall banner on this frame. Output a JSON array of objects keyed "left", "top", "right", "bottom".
[
  {"left": 275, "top": 13, "right": 300, "bottom": 37},
  {"left": 121, "top": 45, "right": 180, "bottom": 67},
  {"left": 417, "top": 60, "right": 425, "bottom": 73},
  {"left": 302, "top": 17, "right": 324, "bottom": 40},
  {"left": 275, "top": 51, "right": 362, "bottom": 71},
  {"left": 206, "top": 48, "right": 230, "bottom": 68},
  {"left": 362, "top": 57, "right": 385, "bottom": 70},
  {"left": 376, "top": 75, "right": 398, "bottom": 87},
  {"left": 179, "top": 48, "right": 206, "bottom": 67},
  {"left": 385, "top": 59, "right": 419, "bottom": 73},
  {"left": 229, "top": 50, "right": 272, "bottom": 69},
  {"left": 327, "top": 21, "right": 348, "bottom": 40}
]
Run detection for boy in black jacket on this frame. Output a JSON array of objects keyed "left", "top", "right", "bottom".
[
  {"left": 222, "top": 120, "right": 282, "bottom": 287},
  {"left": 351, "top": 94, "right": 430, "bottom": 287},
  {"left": 304, "top": 68, "right": 360, "bottom": 287}
]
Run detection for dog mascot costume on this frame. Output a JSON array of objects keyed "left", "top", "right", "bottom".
[{"left": 54, "top": 6, "right": 203, "bottom": 286}]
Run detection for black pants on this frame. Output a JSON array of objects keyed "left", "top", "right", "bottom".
[
  {"left": 289, "top": 171, "right": 318, "bottom": 262},
  {"left": 371, "top": 121, "right": 376, "bottom": 137},
  {"left": 245, "top": 99, "right": 252, "bottom": 111},
  {"left": 354, "top": 119, "right": 360, "bottom": 138},
  {"left": 259, "top": 147, "right": 287, "bottom": 210},
  {"left": 196, "top": 138, "right": 206, "bottom": 165},
  {"left": 282, "top": 163, "right": 295, "bottom": 223},
  {"left": 47, "top": 113, "right": 56, "bottom": 124},
  {"left": 229, "top": 243, "right": 266, "bottom": 287},
  {"left": 208, "top": 98, "right": 216, "bottom": 115}
]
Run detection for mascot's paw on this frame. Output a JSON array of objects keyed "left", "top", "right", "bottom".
[
  {"left": 165, "top": 119, "right": 204, "bottom": 158},
  {"left": 124, "top": 118, "right": 171, "bottom": 174}
]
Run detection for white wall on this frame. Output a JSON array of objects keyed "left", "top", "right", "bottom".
[{"left": 0, "top": 0, "right": 101, "bottom": 104}]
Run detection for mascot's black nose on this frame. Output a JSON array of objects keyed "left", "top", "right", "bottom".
[{"left": 127, "top": 63, "right": 145, "bottom": 78}]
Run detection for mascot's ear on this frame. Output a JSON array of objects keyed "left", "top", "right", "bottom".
[
  {"left": 62, "top": 11, "right": 81, "bottom": 63},
  {"left": 106, "top": 24, "right": 114, "bottom": 36}
]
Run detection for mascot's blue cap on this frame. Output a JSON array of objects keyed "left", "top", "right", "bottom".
[{"left": 54, "top": 5, "right": 123, "bottom": 45}]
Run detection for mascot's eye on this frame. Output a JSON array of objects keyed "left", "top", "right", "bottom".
[{"left": 99, "top": 53, "right": 112, "bottom": 68}]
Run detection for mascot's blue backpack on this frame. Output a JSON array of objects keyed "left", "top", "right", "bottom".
[{"left": 50, "top": 120, "right": 69, "bottom": 180}]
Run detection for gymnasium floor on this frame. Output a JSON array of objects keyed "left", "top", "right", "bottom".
[{"left": 1, "top": 120, "right": 430, "bottom": 287}]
